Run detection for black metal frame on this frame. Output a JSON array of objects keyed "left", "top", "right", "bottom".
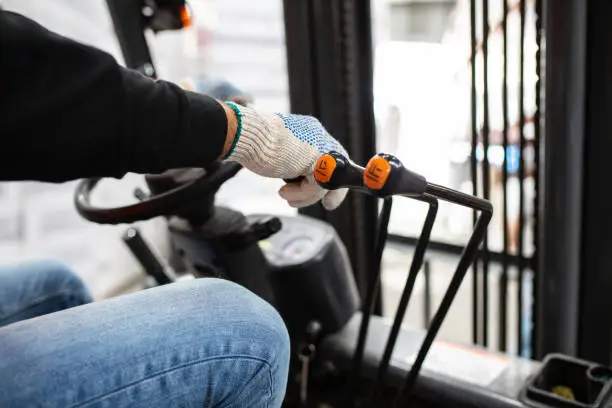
[
  {"left": 481, "top": 0, "right": 492, "bottom": 349},
  {"left": 105, "top": 0, "right": 157, "bottom": 77},
  {"left": 370, "top": 196, "right": 438, "bottom": 402},
  {"left": 340, "top": 182, "right": 492, "bottom": 407},
  {"left": 517, "top": 0, "right": 527, "bottom": 358},
  {"left": 469, "top": 0, "right": 480, "bottom": 348},
  {"left": 534, "top": 0, "right": 612, "bottom": 367},
  {"left": 534, "top": 0, "right": 587, "bottom": 360},
  {"left": 394, "top": 185, "right": 492, "bottom": 406},
  {"left": 387, "top": 235, "right": 532, "bottom": 269},
  {"left": 500, "top": 0, "right": 511, "bottom": 355},
  {"left": 530, "top": 0, "right": 542, "bottom": 361},
  {"left": 455, "top": 0, "right": 540, "bottom": 355},
  {"left": 577, "top": 0, "right": 612, "bottom": 365}
]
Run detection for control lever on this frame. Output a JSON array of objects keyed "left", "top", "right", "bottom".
[
  {"left": 123, "top": 227, "right": 173, "bottom": 285},
  {"left": 248, "top": 217, "right": 282, "bottom": 242},
  {"left": 312, "top": 151, "right": 368, "bottom": 192},
  {"left": 224, "top": 217, "right": 282, "bottom": 250},
  {"left": 312, "top": 151, "right": 429, "bottom": 199},
  {"left": 314, "top": 151, "right": 490, "bottom": 408},
  {"left": 285, "top": 151, "right": 366, "bottom": 191},
  {"left": 363, "top": 153, "right": 427, "bottom": 198}
]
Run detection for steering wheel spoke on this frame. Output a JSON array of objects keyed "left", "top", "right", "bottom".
[{"left": 133, "top": 187, "right": 150, "bottom": 202}]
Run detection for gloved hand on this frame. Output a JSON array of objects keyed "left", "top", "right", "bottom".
[{"left": 223, "top": 103, "right": 349, "bottom": 210}]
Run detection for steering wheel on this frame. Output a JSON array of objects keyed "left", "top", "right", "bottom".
[{"left": 74, "top": 162, "right": 242, "bottom": 225}]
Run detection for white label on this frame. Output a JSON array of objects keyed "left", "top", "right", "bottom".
[{"left": 401, "top": 341, "right": 510, "bottom": 387}]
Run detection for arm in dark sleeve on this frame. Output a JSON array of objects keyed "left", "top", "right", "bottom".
[{"left": 0, "top": 10, "right": 228, "bottom": 182}]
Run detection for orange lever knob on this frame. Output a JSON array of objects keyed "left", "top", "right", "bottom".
[
  {"left": 364, "top": 156, "right": 392, "bottom": 190},
  {"left": 314, "top": 153, "right": 338, "bottom": 184}
]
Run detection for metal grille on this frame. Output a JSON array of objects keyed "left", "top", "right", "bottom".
[
  {"left": 469, "top": 0, "right": 541, "bottom": 357},
  {"left": 387, "top": 0, "right": 542, "bottom": 357}
]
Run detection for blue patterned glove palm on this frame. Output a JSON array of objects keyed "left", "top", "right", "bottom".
[{"left": 276, "top": 114, "right": 348, "bottom": 157}]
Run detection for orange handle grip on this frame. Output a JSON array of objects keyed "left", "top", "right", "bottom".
[
  {"left": 364, "top": 156, "right": 392, "bottom": 191},
  {"left": 313, "top": 151, "right": 365, "bottom": 190},
  {"left": 363, "top": 154, "right": 427, "bottom": 197},
  {"left": 314, "top": 153, "right": 338, "bottom": 184}
]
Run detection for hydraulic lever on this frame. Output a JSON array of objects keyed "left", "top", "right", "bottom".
[
  {"left": 313, "top": 151, "right": 492, "bottom": 407},
  {"left": 313, "top": 151, "right": 428, "bottom": 198},
  {"left": 313, "top": 151, "right": 367, "bottom": 192},
  {"left": 123, "top": 227, "right": 173, "bottom": 285},
  {"left": 363, "top": 153, "right": 427, "bottom": 197}
]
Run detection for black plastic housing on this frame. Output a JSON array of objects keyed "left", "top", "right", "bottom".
[
  {"left": 257, "top": 214, "right": 361, "bottom": 338},
  {"left": 521, "top": 354, "right": 612, "bottom": 407},
  {"left": 167, "top": 208, "right": 277, "bottom": 304}
]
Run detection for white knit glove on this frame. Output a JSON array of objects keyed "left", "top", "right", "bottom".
[{"left": 223, "top": 103, "right": 349, "bottom": 210}]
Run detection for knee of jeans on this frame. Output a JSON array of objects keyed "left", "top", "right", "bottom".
[
  {"left": 29, "top": 260, "right": 93, "bottom": 304},
  {"left": 187, "top": 278, "right": 291, "bottom": 379}
]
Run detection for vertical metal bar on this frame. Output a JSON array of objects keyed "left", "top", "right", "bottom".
[
  {"left": 469, "top": 0, "right": 481, "bottom": 346},
  {"left": 577, "top": 0, "right": 612, "bottom": 364},
  {"left": 283, "top": 0, "right": 379, "bottom": 303},
  {"left": 333, "top": 0, "right": 381, "bottom": 312},
  {"left": 423, "top": 260, "right": 432, "bottom": 329},
  {"left": 281, "top": 0, "right": 318, "bottom": 116},
  {"left": 367, "top": 197, "right": 437, "bottom": 406},
  {"left": 394, "top": 209, "right": 493, "bottom": 407},
  {"left": 499, "top": 0, "right": 510, "bottom": 353},
  {"left": 530, "top": 0, "right": 541, "bottom": 360},
  {"left": 517, "top": 0, "right": 526, "bottom": 357},
  {"left": 283, "top": 0, "right": 326, "bottom": 224},
  {"left": 105, "top": 0, "right": 157, "bottom": 77},
  {"left": 346, "top": 198, "right": 393, "bottom": 408},
  {"left": 535, "top": 0, "right": 586, "bottom": 359},
  {"left": 498, "top": 271, "right": 508, "bottom": 350},
  {"left": 481, "top": 0, "right": 491, "bottom": 348}
]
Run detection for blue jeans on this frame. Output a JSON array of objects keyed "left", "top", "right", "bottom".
[{"left": 0, "top": 261, "right": 290, "bottom": 407}]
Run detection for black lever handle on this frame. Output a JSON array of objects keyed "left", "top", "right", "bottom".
[
  {"left": 312, "top": 151, "right": 428, "bottom": 198},
  {"left": 222, "top": 217, "right": 282, "bottom": 251},
  {"left": 123, "top": 227, "right": 173, "bottom": 285},
  {"left": 363, "top": 153, "right": 427, "bottom": 198},
  {"left": 313, "top": 151, "right": 366, "bottom": 190}
]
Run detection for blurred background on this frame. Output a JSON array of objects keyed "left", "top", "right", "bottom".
[{"left": 1, "top": 0, "right": 537, "bottom": 356}]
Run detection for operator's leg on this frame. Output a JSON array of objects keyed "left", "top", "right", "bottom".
[
  {"left": 0, "top": 278, "right": 290, "bottom": 408},
  {"left": 0, "top": 260, "right": 93, "bottom": 327}
]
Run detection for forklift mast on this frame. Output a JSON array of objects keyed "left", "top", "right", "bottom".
[{"left": 105, "top": 0, "right": 190, "bottom": 78}]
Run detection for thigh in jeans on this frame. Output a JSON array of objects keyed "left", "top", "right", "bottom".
[
  {"left": 0, "top": 260, "right": 93, "bottom": 327},
  {"left": 0, "top": 278, "right": 290, "bottom": 408}
]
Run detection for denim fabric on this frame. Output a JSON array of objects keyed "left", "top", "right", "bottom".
[
  {"left": 0, "top": 262, "right": 290, "bottom": 408},
  {"left": 0, "top": 260, "right": 93, "bottom": 327}
]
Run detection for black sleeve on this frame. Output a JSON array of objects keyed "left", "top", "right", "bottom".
[{"left": 0, "top": 11, "right": 228, "bottom": 182}]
